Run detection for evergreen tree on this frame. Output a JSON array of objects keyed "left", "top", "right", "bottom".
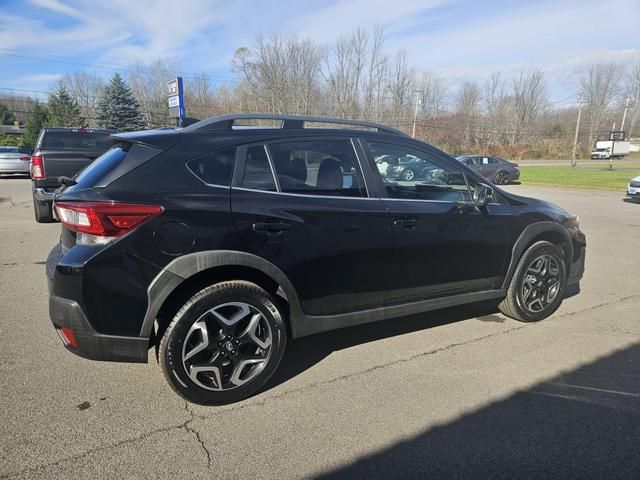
[
  {"left": 23, "top": 102, "right": 49, "bottom": 147},
  {"left": 48, "top": 83, "right": 84, "bottom": 127},
  {"left": 96, "top": 73, "right": 145, "bottom": 131},
  {"left": 0, "top": 103, "right": 16, "bottom": 125}
]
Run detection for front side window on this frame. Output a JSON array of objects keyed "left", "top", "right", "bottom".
[
  {"left": 268, "top": 140, "right": 366, "bottom": 197},
  {"left": 368, "top": 142, "right": 471, "bottom": 202}
]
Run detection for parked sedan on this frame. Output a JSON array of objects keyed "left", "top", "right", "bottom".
[
  {"left": 0, "top": 146, "right": 32, "bottom": 175},
  {"left": 456, "top": 155, "right": 520, "bottom": 185},
  {"left": 627, "top": 176, "right": 640, "bottom": 202}
]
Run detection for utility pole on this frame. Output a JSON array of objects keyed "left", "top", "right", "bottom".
[
  {"left": 411, "top": 90, "right": 422, "bottom": 139},
  {"left": 620, "top": 96, "right": 630, "bottom": 132},
  {"left": 629, "top": 95, "right": 639, "bottom": 139},
  {"left": 571, "top": 95, "right": 583, "bottom": 167}
]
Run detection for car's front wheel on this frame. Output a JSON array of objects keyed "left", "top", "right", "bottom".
[
  {"left": 159, "top": 281, "right": 287, "bottom": 405},
  {"left": 499, "top": 241, "right": 566, "bottom": 322}
]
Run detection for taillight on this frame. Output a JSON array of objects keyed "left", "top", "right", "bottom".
[
  {"left": 55, "top": 201, "right": 163, "bottom": 245},
  {"left": 19, "top": 156, "right": 30, "bottom": 161},
  {"left": 30, "top": 155, "right": 44, "bottom": 179}
]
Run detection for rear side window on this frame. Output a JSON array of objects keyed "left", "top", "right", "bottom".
[
  {"left": 268, "top": 140, "right": 366, "bottom": 197},
  {"left": 240, "top": 146, "right": 277, "bottom": 191},
  {"left": 186, "top": 148, "right": 236, "bottom": 186},
  {"left": 40, "top": 131, "right": 112, "bottom": 150}
]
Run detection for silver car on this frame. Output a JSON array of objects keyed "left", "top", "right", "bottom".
[
  {"left": 456, "top": 155, "right": 520, "bottom": 185},
  {"left": 0, "top": 146, "right": 32, "bottom": 175}
]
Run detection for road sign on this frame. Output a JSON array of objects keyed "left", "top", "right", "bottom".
[
  {"left": 609, "top": 130, "right": 625, "bottom": 141},
  {"left": 167, "top": 77, "right": 185, "bottom": 119}
]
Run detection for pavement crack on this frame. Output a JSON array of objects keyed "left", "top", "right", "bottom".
[
  {"left": 184, "top": 402, "right": 213, "bottom": 469},
  {"left": 0, "top": 419, "right": 191, "bottom": 479}
]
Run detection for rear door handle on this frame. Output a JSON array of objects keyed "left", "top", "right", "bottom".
[
  {"left": 252, "top": 222, "right": 292, "bottom": 233},
  {"left": 393, "top": 217, "right": 419, "bottom": 229}
]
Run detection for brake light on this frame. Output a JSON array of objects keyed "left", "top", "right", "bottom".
[
  {"left": 19, "top": 156, "right": 30, "bottom": 161},
  {"left": 55, "top": 201, "right": 163, "bottom": 245},
  {"left": 30, "top": 155, "right": 44, "bottom": 179}
]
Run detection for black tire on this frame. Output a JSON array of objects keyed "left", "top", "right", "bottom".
[
  {"left": 33, "top": 198, "right": 55, "bottom": 223},
  {"left": 494, "top": 171, "right": 509, "bottom": 185},
  {"left": 159, "top": 280, "right": 287, "bottom": 405},
  {"left": 499, "top": 241, "right": 566, "bottom": 322}
]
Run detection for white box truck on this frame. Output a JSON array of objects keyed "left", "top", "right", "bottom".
[{"left": 591, "top": 140, "right": 630, "bottom": 159}]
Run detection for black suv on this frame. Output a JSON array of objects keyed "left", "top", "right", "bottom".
[{"left": 46, "top": 114, "right": 586, "bottom": 405}]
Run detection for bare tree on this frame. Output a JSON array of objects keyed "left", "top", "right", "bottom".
[
  {"left": 387, "top": 49, "right": 416, "bottom": 125},
  {"left": 455, "top": 81, "right": 481, "bottom": 145},
  {"left": 482, "top": 71, "right": 511, "bottom": 145},
  {"left": 128, "top": 58, "right": 178, "bottom": 127},
  {"left": 580, "top": 62, "right": 623, "bottom": 148},
  {"left": 511, "top": 68, "right": 547, "bottom": 144},
  {"left": 626, "top": 62, "right": 640, "bottom": 138},
  {"left": 362, "top": 25, "right": 388, "bottom": 121},
  {"left": 418, "top": 72, "right": 448, "bottom": 118},
  {"left": 60, "top": 72, "right": 105, "bottom": 126},
  {"left": 233, "top": 34, "right": 323, "bottom": 115}
]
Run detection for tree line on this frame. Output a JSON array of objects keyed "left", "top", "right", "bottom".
[{"left": 1, "top": 27, "right": 639, "bottom": 159}]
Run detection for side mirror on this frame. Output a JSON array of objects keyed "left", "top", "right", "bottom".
[{"left": 473, "top": 183, "right": 492, "bottom": 207}]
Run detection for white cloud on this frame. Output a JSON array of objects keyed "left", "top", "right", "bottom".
[{"left": 30, "top": 0, "right": 80, "bottom": 18}]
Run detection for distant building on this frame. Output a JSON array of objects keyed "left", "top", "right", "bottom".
[{"left": 0, "top": 121, "right": 25, "bottom": 137}]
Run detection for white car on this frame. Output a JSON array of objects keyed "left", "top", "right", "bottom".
[{"left": 627, "top": 175, "right": 640, "bottom": 201}]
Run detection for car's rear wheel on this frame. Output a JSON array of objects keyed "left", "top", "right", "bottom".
[
  {"left": 494, "top": 171, "right": 509, "bottom": 185},
  {"left": 499, "top": 241, "right": 566, "bottom": 322},
  {"left": 33, "top": 198, "right": 54, "bottom": 223},
  {"left": 159, "top": 280, "right": 287, "bottom": 405}
]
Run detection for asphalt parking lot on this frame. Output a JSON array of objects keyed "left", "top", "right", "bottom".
[{"left": 1, "top": 177, "right": 639, "bottom": 479}]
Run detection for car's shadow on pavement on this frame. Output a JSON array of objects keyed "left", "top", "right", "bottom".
[
  {"left": 267, "top": 300, "right": 502, "bottom": 391},
  {"left": 312, "top": 341, "right": 640, "bottom": 479}
]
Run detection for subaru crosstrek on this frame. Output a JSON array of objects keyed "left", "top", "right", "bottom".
[{"left": 46, "top": 114, "right": 586, "bottom": 405}]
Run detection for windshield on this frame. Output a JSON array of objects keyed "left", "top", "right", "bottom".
[{"left": 41, "top": 131, "right": 112, "bottom": 151}]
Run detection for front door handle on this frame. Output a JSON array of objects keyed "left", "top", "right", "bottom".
[
  {"left": 252, "top": 222, "right": 292, "bottom": 233},
  {"left": 393, "top": 217, "right": 419, "bottom": 229}
]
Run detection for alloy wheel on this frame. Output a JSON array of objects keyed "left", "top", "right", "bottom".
[
  {"left": 402, "top": 169, "right": 415, "bottom": 181},
  {"left": 520, "top": 254, "right": 561, "bottom": 313},
  {"left": 495, "top": 172, "right": 508, "bottom": 184},
  {"left": 181, "top": 302, "right": 272, "bottom": 391}
]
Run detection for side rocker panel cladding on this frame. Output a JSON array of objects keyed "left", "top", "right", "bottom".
[{"left": 140, "top": 250, "right": 304, "bottom": 338}]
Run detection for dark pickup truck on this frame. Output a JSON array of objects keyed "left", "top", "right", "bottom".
[{"left": 30, "top": 127, "right": 115, "bottom": 222}]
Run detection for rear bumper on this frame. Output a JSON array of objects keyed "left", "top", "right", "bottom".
[
  {"left": 0, "top": 161, "right": 30, "bottom": 173},
  {"left": 567, "top": 246, "right": 586, "bottom": 286},
  {"left": 49, "top": 295, "right": 149, "bottom": 363},
  {"left": 33, "top": 187, "right": 55, "bottom": 202}
]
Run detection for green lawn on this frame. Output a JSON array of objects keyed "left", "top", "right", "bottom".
[{"left": 519, "top": 164, "right": 640, "bottom": 190}]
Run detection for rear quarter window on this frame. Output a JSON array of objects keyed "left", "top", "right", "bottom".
[{"left": 186, "top": 148, "right": 236, "bottom": 186}]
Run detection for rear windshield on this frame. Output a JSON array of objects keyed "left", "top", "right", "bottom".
[
  {"left": 74, "top": 147, "right": 127, "bottom": 188},
  {"left": 41, "top": 131, "right": 112, "bottom": 151}
]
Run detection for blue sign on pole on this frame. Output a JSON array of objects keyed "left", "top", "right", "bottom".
[{"left": 167, "top": 77, "right": 185, "bottom": 123}]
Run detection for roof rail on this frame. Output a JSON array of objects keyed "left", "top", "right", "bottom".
[{"left": 181, "top": 113, "right": 408, "bottom": 137}]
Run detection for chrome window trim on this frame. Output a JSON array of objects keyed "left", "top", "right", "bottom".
[
  {"left": 263, "top": 144, "right": 282, "bottom": 192},
  {"left": 231, "top": 186, "right": 382, "bottom": 201}
]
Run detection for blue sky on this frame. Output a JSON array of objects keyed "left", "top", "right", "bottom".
[{"left": 0, "top": 0, "right": 638, "bottom": 105}]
